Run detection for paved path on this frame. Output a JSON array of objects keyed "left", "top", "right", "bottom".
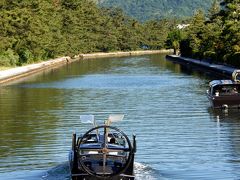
[
  {"left": 166, "top": 55, "right": 236, "bottom": 78},
  {"left": 0, "top": 56, "right": 70, "bottom": 84}
]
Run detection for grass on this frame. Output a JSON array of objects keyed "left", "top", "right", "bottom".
[{"left": 0, "top": 66, "right": 11, "bottom": 71}]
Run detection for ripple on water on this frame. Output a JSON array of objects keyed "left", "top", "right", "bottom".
[
  {"left": 42, "top": 162, "right": 162, "bottom": 180},
  {"left": 1, "top": 55, "right": 240, "bottom": 179}
]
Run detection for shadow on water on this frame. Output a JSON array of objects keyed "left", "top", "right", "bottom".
[
  {"left": 149, "top": 54, "right": 223, "bottom": 81},
  {"left": 42, "top": 162, "right": 162, "bottom": 180}
]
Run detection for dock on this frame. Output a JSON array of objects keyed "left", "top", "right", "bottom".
[{"left": 166, "top": 55, "right": 236, "bottom": 78}]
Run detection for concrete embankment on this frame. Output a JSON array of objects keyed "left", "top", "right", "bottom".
[
  {"left": 79, "top": 50, "right": 173, "bottom": 59},
  {"left": 0, "top": 56, "right": 72, "bottom": 84},
  {"left": 166, "top": 55, "right": 236, "bottom": 78},
  {"left": 0, "top": 50, "right": 173, "bottom": 84}
]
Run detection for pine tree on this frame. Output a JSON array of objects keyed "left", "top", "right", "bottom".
[
  {"left": 185, "top": 9, "right": 206, "bottom": 58},
  {"left": 221, "top": 0, "right": 240, "bottom": 64}
]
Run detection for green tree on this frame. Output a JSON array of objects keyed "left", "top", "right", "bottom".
[
  {"left": 0, "top": 0, "right": 174, "bottom": 67},
  {"left": 166, "top": 29, "right": 185, "bottom": 55},
  {"left": 220, "top": 0, "right": 240, "bottom": 64},
  {"left": 207, "top": 0, "right": 221, "bottom": 19},
  {"left": 100, "top": 0, "right": 215, "bottom": 22},
  {"left": 143, "top": 19, "right": 170, "bottom": 50},
  {"left": 179, "top": 0, "right": 240, "bottom": 67},
  {"left": 184, "top": 9, "right": 206, "bottom": 58}
]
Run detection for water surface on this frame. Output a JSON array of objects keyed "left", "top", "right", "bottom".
[{"left": 1, "top": 54, "right": 240, "bottom": 179}]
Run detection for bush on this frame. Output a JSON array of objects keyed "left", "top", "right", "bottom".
[
  {"left": 228, "top": 52, "right": 240, "bottom": 67},
  {"left": 180, "top": 39, "right": 192, "bottom": 57},
  {"left": 0, "top": 49, "right": 19, "bottom": 67},
  {"left": 203, "top": 51, "right": 217, "bottom": 62},
  {"left": 17, "top": 48, "right": 33, "bottom": 65}
]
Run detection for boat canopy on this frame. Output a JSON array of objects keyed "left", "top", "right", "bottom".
[
  {"left": 209, "top": 70, "right": 240, "bottom": 87},
  {"left": 209, "top": 80, "right": 236, "bottom": 87}
]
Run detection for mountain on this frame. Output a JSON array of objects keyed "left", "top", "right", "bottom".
[{"left": 98, "top": 0, "right": 216, "bottom": 21}]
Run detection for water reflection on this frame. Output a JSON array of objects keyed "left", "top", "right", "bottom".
[
  {"left": 209, "top": 108, "right": 240, "bottom": 122},
  {"left": 209, "top": 108, "right": 240, "bottom": 155},
  {"left": 0, "top": 87, "right": 65, "bottom": 171}
]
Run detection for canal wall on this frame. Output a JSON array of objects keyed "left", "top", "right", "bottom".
[
  {"left": 78, "top": 49, "right": 173, "bottom": 59},
  {"left": 166, "top": 55, "right": 236, "bottom": 78},
  {"left": 0, "top": 50, "right": 173, "bottom": 84},
  {"left": 0, "top": 56, "right": 72, "bottom": 84}
]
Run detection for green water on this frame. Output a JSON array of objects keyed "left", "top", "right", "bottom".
[{"left": 1, "top": 54, "right": 240, "bottom": 180}]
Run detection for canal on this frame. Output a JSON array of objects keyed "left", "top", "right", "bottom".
[{"left": 1, "top": 54, "right": 240, "bottom": 179}]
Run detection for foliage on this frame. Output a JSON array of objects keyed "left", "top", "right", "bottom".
[
  {"left": 99, "top": 0, "right": 215, "bottom": 22},
  {"left": 179, "top": 0, "right": 240, "bottom": 67},
  {"left": 0, "top": 0, "right": 173, "bottom": 66},
  {"left": 0, "top": 49, "right": 19, "bottom": 66},
  {"left": 0, "top": 0, "right": 64, "bottom": 65},
  {"left": 142, "top": 20, "right": 171, "bottom": 50},
  {"left": 166, "top": 28, "right": 186, "bottom": 55}
]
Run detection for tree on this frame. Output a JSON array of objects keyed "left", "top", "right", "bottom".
[
  {"left": 184, "top": 9, "right": 206, "bottom": 58},
  {"left": 100, "top": 0, "right": 215, "bottom": 21},
  {"left": 220, "top": 0, "right": 240, "bottom": 64},
  {"left": 0, "top": 0, "right": 174, "bottom": 67},
  {"left": 207, "top": 0, "right": 221, "bottom": 19},
  {"left": 179, "top": 0, "right": 240, "bottom": 67},
  {"left": 142, "top": 19, "right": 170, "bottom": 50},
  {"left": 166, "top": 29, "right": 185, "bottom": 55}
]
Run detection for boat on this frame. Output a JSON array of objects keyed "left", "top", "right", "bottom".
[
  {"left": 69, "top": 115, "right": 136, "bottom": 180},
  {"left": 206, "top": 70, "right": 240, "bottom": 109}
]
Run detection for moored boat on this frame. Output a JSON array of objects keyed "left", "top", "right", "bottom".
[
  {"left": 207, "top": 70, "right": 240, "bottom": 109},
  {"left": 69, "top": 115, "right": 136, "bottom": 180}
]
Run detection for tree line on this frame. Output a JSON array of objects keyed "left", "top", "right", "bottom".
[
  {"left": 99, "top": 0, "right": 213, "bottom": 22},
  {"left": 0, "top": 0, "right": 175, "bottom": 67},
  {"left": 168, "top": 0, "right": 240, "bottom": 67}
]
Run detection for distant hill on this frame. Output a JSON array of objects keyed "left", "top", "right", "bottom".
[{"left": 98, "top": 0, "right": 216, "bottom": 21}]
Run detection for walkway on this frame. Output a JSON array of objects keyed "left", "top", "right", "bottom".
[{"left": 166, "top": 55, "right": 236, "bottom": 78}]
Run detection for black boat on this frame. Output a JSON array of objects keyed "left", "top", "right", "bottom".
[
  {"left": 69, "top": 115, "right": 136, "bottom": 180},
  {"left": 207, "top": 70, "right": 240, "bottom": 109}
]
